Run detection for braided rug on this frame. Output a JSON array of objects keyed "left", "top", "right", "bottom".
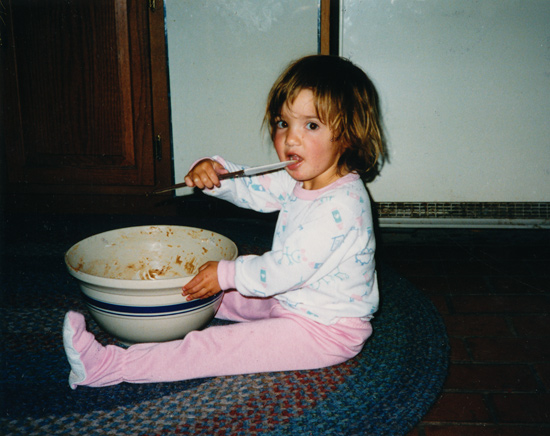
[{"left": 0, "top": 214, "right": 449, "bottom": 435}]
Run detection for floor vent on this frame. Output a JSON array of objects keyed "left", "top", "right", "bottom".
[{"left": 376, "top": 202, "right": 550, "bottom": 228}]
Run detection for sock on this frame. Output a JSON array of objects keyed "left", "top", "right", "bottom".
[{"left": 62, "top": 311, "right": 125, "bottom": 389}]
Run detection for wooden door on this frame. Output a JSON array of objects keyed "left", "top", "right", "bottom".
[{"left": 1, "top": 0, "right": 172, "bottom": 206}]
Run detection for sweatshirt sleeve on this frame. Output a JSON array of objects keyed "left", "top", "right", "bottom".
[
  {"left": 200, "top": 156, "right": 296, "bottom": 213},
  {"left": 217, "top": 260, "right": 236, "bottom": 290}
]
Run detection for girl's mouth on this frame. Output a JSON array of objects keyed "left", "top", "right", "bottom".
[{"left": 287, "top": 155, "right": 302, "bottom": 169}]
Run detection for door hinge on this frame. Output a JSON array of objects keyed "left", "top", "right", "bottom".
[
  {"left": 148, "top": 0, "right": 156, "bottom": 12},
  {"left": 154, "top": 134, "right": 162, "bottom": 161}
]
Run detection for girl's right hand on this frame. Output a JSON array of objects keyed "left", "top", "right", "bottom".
[{"left": 184, "top": 159, "right": 228, "bottom": 189}]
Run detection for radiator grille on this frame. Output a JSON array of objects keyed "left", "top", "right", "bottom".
[{"left": 377, "top": 202, "right": 550, "bottom": 220}]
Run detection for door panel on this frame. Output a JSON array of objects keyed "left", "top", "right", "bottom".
[{"left": 3, "top": 0, "right": 154, "bottom": 188}]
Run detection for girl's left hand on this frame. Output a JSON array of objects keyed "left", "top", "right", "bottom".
[{"left": 182, "top": 261, "right": 221, "bottom": 301}]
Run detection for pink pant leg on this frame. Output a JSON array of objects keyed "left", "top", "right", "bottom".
[
  {"left": 65, "top": 293, "right": 372, "bottom": 388},
  {"left": 121, "top": 300, "right": 372, "bottom": 383}
]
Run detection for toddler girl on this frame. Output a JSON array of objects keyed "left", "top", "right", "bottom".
[{"left": 63, "top": 55, "right": 385, "bottom": 388}]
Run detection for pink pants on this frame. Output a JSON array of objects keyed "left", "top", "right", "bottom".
[{"left": 69, "top": 291, "right": 372, "bottom": 386}]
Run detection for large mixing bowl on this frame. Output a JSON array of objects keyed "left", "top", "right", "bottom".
[{"left": 65, "top": 225, "right": 238, "bottom": 344}]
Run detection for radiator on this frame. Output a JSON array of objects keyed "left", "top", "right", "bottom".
[{"left": 376, "top": 202, "right": 550, "bottom": 228}]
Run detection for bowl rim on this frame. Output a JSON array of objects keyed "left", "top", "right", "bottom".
[{"left": 64, "top": 225, "right": 238, "bottom": 289}]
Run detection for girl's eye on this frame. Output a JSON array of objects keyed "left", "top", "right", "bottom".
[
  {"left": 306, "top": 122, "right": 319, "bottom": 131},
  {"left": 275, "top": 120, "right": 287, "bottom": 129}
]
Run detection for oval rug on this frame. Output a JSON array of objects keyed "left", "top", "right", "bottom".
[{"left": 1, "top": 265, "right": 448, "bottom": 436}]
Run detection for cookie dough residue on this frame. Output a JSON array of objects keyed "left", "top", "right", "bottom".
[
  {"left": 184, "top": 258, "right": 196, "bottom": 275},
  {"left": 141, "top": 265, "right": 171, "bottom": 280}
]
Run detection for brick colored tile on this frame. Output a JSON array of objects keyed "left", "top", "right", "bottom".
[
  {"left": 527, "top": 260, "right": 550, "bottom": 277},
  {"left": 381, "top": 228, "right": 550, "bottom": 435},
  {"left": 445, "top": 363, "right": 538, "bottom": 391},
  {"left": 492, "top": 393, "right": 550, "bottom": 423},
  {"left": 467, "top": 337, "right": 550, "bottom": 362},
  {"left": 428, "top": 294, "right": 450, "bottom": 315},
  {"left": 452, "top": 295, "right": 550, "bottom": 314},
  {"left": 490, "top": 277, "right": 549, "bottom": 294},
  {"left": 443, "top": 315, "right": 511, "bottom": 337},
  {"left": 472, "top": 245, "right": 528, "bottom": 261},
  {"left": 483, "top": 260, "right": 533, "bottom": 277},
  {"left": 535, "top": 363, "right": 550, "bottom": 391},
  {"left": 485, "top": 243, "right": 550, "bottom": 261},
  {"left": 424, "top": 424, "right": 550, "bottom": 436},
  {"left": 387, "top": 259, "right": 442, "bottom": 277},
  {"left": 449, "top": 337, "right": 471, "bottom": 362},
  {"left": 380, "top": 244, "right": 443, "bottom": 260},
  {"left": 510, "top": 314, "right": 550, "bottom": 336},
  {"left": 527, "top": 244, "right": 550, "bottom": 260},
  {"left": 405, "top": 427, "right": 420, "bottom": 436},
  {"left": 422, "top": 393, "right": 491, "bottom": 423},
  {"left": 442, "top": 261, "right": 490, "bottom": 277},
  {"left": 408, "top": 276, "right": 450, "bottom": 294},
  {"left": 447, "top": 276, "right": 490, "bottom": 294},
  {"left": 437, "top": 245, "right": 479, "bottom": 261}
]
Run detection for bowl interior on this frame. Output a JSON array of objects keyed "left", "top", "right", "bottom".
[{"left": 65, "top": 225, "right": 238, "bottom": 282}]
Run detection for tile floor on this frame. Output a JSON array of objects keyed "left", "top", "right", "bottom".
[{"left": 375, "top": 228, "right": 550, "bottom": 436}]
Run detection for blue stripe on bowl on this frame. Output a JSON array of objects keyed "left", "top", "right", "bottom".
[{"left": 82, "top": 292, "right": 222, "bottom": 318}]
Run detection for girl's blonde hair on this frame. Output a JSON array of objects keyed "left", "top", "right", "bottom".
[{"left": 264, "top": 55, "right": 385, "bottom": 181}]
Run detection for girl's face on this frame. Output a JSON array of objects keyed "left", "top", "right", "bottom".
[{"left": 273, "top": 89, "right": 346, "bottom": 190}]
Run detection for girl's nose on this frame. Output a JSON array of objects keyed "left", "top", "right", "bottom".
[{"left": 285, "top": 129, "right": 300, "bottom": 147}]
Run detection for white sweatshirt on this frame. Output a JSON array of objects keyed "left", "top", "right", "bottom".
[{"left": 204, "top": 156, "right": 379, "bottom": 326}]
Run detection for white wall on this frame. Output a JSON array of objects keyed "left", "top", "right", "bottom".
[
  {"left": 165, "top": 0, "right": 319, "bottom": 194},
  {"left": 342, "top": 0, "right": 550, "bottom": 202}
]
